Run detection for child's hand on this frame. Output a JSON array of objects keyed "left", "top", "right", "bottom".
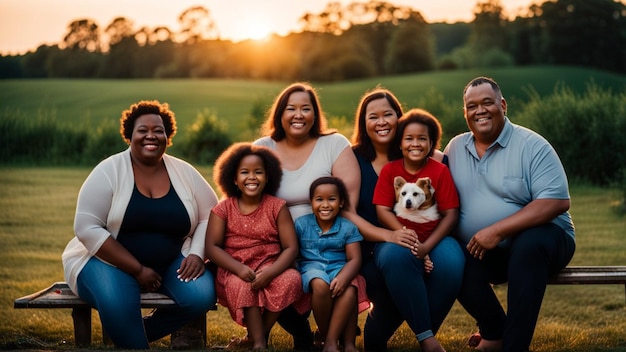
[
  {"left": 236, "top": 265, "right": 256, "bottom": 283},
  {"left": 251, "top": 269, "right": 272, "bottom": 290},
  {"left": 423, "top": 254, "right": 434, "bottom": 274},
  {"left": 329, "top": 276, "right": 349, "bottom": 298}
]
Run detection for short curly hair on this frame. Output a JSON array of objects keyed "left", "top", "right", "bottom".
[
  {"left": 120, "top": 100, "right": 177, "bottom": 146},
  {"left": 213, "top": 142, "right": 283, "bottom": 198},
  {"left": 389, "top": 108, "right": 442, "bottom": 161},
  {"left": 309, "top": 176, "right": 350, "bottom": 210}
]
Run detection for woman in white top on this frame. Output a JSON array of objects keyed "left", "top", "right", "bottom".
[
  {"left": 253, "top": 82, "right": 361, "bottom": 349},
  {"left": 62, "top": 100, "right": 218, "bottom": 349}
]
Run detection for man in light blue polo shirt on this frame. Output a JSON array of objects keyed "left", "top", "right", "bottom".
[{"left": 445, "top": 76, "right": 575, "bottom": 352}]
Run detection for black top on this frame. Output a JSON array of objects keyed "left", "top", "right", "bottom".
[{"left": 117, "top": 184, "right": 191, "bottom": 274}]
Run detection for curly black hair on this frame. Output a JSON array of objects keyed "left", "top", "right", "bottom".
[
  {"left": 389, "top": 108, "right": 442, "bottom": 161},
  {"left": 213, "top": 142, "right": 283, "bottom": 198},
  {"left": 120, "top": 100, "right": 177, "bottom": 146},
  {"left": 309, "top": 176, "right": 350, "bottom": 210}
]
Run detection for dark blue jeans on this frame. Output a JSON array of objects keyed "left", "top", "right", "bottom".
[
  {"left": 361, "top": 236, "right": 465, "bottom": 351},
  {"left": 77, "top": 254, "right": 216, "bottom": 349},
  {"left": 457, "top": 223, "right": 575, "bottom": 352}
]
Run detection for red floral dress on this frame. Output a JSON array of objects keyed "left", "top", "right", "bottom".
[{"left": 212, "top": 195, "right": 306, "bottom": 325}]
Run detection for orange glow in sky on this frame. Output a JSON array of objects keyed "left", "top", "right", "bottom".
[{"left": 0, "top": 0, "right": 551, "bottom": 55}]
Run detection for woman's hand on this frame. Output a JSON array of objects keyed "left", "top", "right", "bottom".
[
  {"left": 387, "top": 227, "right": 419, "bottom": 249},
  {"left": 177, "top": 254, "right": 206, "bottom": 282},
  {"left": 135, "top": 266, "right": 162, "bottom": 292}
]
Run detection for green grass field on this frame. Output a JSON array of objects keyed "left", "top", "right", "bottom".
[
  {"left": 1, "top": 66, "right": 624, "bottom": 141},
  {"left": 1, "top": 68, "right": 625, "bottom": 350},
  {"left": 0, "top": 167, "right": 625, "bottom": 351}
]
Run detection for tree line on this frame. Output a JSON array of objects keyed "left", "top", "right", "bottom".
[{"left": 1, "top": 0, "right": 624, "bottom": 80}]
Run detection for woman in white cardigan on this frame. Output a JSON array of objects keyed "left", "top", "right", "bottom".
[{"left": 62, "top": 100, "right": 218, "bottom": 349}]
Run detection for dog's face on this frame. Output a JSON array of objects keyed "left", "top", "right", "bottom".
[{"left": 393, "top": 176, "right": 435, "bottom": 212}]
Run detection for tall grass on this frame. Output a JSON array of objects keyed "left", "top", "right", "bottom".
[{"left": 1, "top": 168, "right": 624, "bottom": 351}]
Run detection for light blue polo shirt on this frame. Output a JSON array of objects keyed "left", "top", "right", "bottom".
[{"left": 444, "top": 118, "right": 575, "bottom": 246}]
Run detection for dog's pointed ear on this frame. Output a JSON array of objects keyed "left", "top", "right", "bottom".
[
  {"left": 394, "top": 176, "right": 406, "bottom": 192},
  {"left": 424, "top": 177, "right": 435, "bottom": 194}
]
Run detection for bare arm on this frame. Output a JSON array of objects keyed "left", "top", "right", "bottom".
[
  {"left": 332, "top": 146, "right": 361, "bottom": 213},
  {"left": 342, "top": 210, "right": 418, "bottom": 248},
  {"left": 468, "top": 198, "right": 570, "bottom": 259},
  {"left": 252, "top": 205, "right": 298, "bottom": 289},
  {"left": 94, "top": 237, "right": 162, "bottom": 292},
  {"left": 205, "top": 211, "right": 256, "bottom": 282},
  {"left": 417, "top": 208, "right": 458, "bottom": 257},
  {"left": 376, "top": 204, "right": 404, "bottom": 231},
  {"left": 330, "top": 241, "right": 362, "bottom": 298}
]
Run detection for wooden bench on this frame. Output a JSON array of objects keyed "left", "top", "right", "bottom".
[
  {"left": 547, "top": 266, "right": 626, "bottom": 303},
  {"left": 13, "top": 281, "right": 210, "bottom": 347},
  {"left": 14, "top": 266, "right": 626, "bottom": 347}
]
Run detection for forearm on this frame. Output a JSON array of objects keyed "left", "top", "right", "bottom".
[
  {"left": 422, "top": 208, "right": 458, "bottom": 254},
  {"left": 206, "top": 246, "right": 247, "bottom": 275},
  {"left": 376, "top": 207, "right": 403, "bottom": 231},
  {"left": 94, "top": 236, "right": 143, "bottom": 277},
  {"left": 489, "top": 199, "right": 569, "bottom": 240},
  {"left": 342, "top": 210, "right": 393, "bottom": 242},
  {"left": 263, "top": 246, "right": 298, "bottom": 278},
  {"left": 337, "top": 258, "right": 361, "bottom": 282}
]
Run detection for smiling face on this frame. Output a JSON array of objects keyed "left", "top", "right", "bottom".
[
  {"left": 311, "top": 183, "right": 343, "bottom": 229},
  {"left": 464, "top": 82, "right": 507, "bottom": 144},
  {"left": 401, "top": 122, "right": 432, "bottom": 169},
  {"left": 234, "top": 154, "right": 267, "bottom": 200},
  {"left": 130, "top": 114, "right": 167, "bottom": 165},
  {"left": 365, "top": 97, "right": 399, "bottom": 149},
  {"left": 280, "top": 91, "right": 315, "bottom": 140}
]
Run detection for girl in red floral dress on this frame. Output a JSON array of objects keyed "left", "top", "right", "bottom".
[{"left": 205, "top": 142, "right": 305, "bottom": 350}]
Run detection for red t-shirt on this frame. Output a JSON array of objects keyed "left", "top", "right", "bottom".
[{"left": 373, "top": 158, "right": 459, "bottom": 241}]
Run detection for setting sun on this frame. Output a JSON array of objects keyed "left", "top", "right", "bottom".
[{"left": 234, "top": 15, "right": 274, "bottom": 41}]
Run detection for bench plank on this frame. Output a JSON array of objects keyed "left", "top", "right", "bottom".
[
  {"left": 14, "top": 267, "right": 626, "bottom": 346},
  {"left": 14, "top": 282, "right": 179, "bottom": 309},
  {"left": 14, "top": 282, "right": 205, "bottom": 347},
  {"left": 548, "top": 266, "right": 626, "bottom": 285}
]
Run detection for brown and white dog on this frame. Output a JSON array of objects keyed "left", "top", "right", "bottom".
[{"left": 393, "top": 176, "right": 440, "bottom": 224}]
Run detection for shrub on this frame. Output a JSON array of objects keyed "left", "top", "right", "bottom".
[
  {"left": 81, "top": 118, "right": 127, "bottom": 166},
  {"left": 413, "top": 88, "right": 466, "bottom": 147},
  {"left": 176, "top": 109, "right": 232, "bottom": 165},
  {"left": 515, "top": 82, "right": 626, "bottom": 185},
  {"left": 478, "top": 48, "right": 515, "bottom": 68}
]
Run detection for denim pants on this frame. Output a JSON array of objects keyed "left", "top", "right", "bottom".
[
  {"left": 77, "top": 254, "right": 216, "bottom": 349},
  {"left": 456, "top": 223, "right": 575, "bottom": 352},
  {"left": 362, "top": 236, "right": 465, "bottom": 350}
]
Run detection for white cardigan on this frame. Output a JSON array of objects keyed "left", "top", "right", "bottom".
[{"left": 62, "top": 148, "right": 218, "bottom": 293}]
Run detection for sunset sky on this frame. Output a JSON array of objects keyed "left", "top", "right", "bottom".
[{"left": 1, "top": 0, "right": 546, "bottom": 55}]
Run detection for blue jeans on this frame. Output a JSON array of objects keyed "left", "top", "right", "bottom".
[
  {"left": 77, "top": 254, "right": 216, "bottom": 349},
  {"left": 456, "top": 223, "right": 575, "bottom": 352},
  {"left": 362, "top": 236, "right": 465, "bottom": 350}
]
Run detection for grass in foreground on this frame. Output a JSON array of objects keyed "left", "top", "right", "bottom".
[{"left": 0, "top": 168, "right": 625, "bottom": 351}]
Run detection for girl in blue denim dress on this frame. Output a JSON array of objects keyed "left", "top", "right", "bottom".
[{"left": 295, "top": 176, "right": 369, "bottom": 352}]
